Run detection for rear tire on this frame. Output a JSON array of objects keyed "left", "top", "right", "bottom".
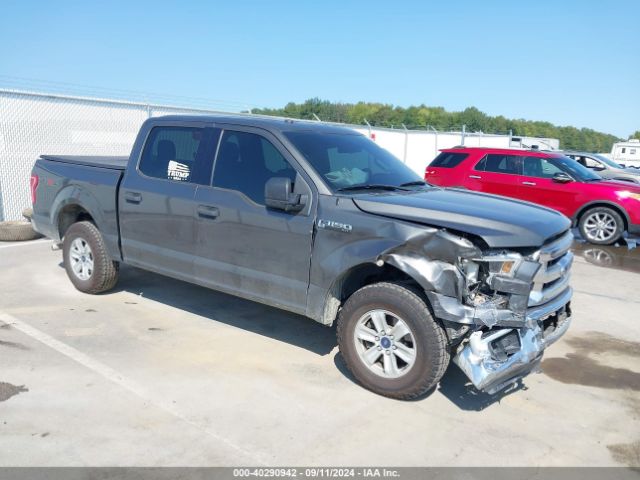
[
  {"left": 579, "top": 206, "right": 624, "bottom": 245},
  {"left": 337, "top": 282, "right": 449, "bottom": 400},
  {"left": 63, "top": 221, "right": 119, "bottom": 294}
]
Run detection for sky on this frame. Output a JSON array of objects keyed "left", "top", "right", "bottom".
[{"left": 0, "top": 0, "right": 638, "bottom": 137}]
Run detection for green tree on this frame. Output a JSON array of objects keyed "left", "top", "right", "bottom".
[{"left": 251, "top": 100, "right": 622, "bottom": 152}]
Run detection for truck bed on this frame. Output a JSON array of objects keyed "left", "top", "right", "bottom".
[{"left": 40, "top": 155, "right": 129, "bottom": 170}]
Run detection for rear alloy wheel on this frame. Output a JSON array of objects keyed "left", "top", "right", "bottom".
[
  {"left": 69, "top": 237, "right": 94, "bottom": 281},
  {"left": 63, "top": 221, "right": 119, "bottom": 294},
  {"left": 579, "top": 207, "right": 624, "bottom": 245}
]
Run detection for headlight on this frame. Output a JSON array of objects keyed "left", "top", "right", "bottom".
[
  {"left": 618, "top": 191, "right": 640, "bottom": 201},
  {"left": 472, "top": 252, "right": 523, "bottom": 278},
  {"left": 460, "top": 252, "right": 523, "bottom": 295}
]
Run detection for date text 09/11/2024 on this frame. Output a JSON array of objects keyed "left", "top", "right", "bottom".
[{"left": 232, "top": 468, "right": 400, "bottom": 478}]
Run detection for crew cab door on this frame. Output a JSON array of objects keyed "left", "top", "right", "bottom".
[
  {"left": 518, "top": 156, "right": 579, "bottom": 217},
  {"left": 464, "top": 153, "right": 523, "bottom": 199},
  {"left": 192, "top": 126, "right": 315, "bottom": 314},
  {"left": 119, "top": 122, "right": 219, "bottom": 280}
]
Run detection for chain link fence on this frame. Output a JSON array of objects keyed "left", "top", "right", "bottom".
[
  {"left": 0, "top": 88, "right": 559, "bottom": 221},
  {"left": 0, "top": 89, "right": 233, "bottom": 221}
]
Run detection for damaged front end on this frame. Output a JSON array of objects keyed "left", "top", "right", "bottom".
[{"left": 380, "top": 228, "right": 574, "bottom": 394}]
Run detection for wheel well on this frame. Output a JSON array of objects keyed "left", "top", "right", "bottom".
[
  {"left": 322, "top": 263, "right": 425, "bottom": 325},
  {"left": 576, "top": 203, "right": 628, "bottom": 230},
  {"left": 57, "top": 205, "right": 94, "bottom": 239}
]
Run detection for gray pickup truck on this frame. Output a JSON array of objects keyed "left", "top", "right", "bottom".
[{"left": 31, "top": 115, "right": 573, "bottom": 399}]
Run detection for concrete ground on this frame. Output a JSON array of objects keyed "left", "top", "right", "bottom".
[{"left": 0, "top": 238, "right": 639, "bottom": 467}]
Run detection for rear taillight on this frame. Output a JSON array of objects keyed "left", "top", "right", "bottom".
[{"left": 30, "top": 174, "right": 39, "bottom": 206}]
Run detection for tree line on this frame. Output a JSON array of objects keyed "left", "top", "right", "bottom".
[{"left": 252, "top": 98, "right": 626, "bottom": 153}]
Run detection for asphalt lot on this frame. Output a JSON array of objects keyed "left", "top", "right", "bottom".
[{"left": 1, "top": 237, "right": 639, "bottom": 467}]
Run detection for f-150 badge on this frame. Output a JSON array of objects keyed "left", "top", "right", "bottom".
[{"left": 317, "top": 219, "right": 352, "bottom": 233}]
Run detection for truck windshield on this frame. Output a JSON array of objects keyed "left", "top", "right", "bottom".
[
  {"left": 553, "top": 156, "right": 603, "bottom": 181},
  {"left": 284, "top": 131, "right": 422, "bottom": 191}
]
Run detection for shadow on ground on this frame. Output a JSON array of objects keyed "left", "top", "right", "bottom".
[
  {"left": 334, "top": 352, "right": 522, "bottom": 409},
  {"left": 111, "top": 265, "right": 338, "bottom": 356},
  {"left": 437, "top": 364, "right": 525, "bottom": 410},
  {"left": 56, "top": 261, "right": 543, "bottom": 408}
]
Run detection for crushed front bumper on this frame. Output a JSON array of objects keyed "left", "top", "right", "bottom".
[{"left": 453, "top": 287, "right": 572, "bottom": 394}]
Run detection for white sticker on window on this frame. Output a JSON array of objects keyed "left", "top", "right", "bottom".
[{"left": 167, "top": 160, "right": 190, "bottom": 181}]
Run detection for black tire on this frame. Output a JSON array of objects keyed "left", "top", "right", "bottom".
[
  {"left": 0, "top": 221, "right": 43, "bottom": 241},
  {"left": 62, "top": 221, "right": 119, "bottom": 294},
  {"left": 337, "top": 282, "right": 449, "bottom": 400},
  {"left": 578, "top": 206, "right": 624, "bottom": 245}
]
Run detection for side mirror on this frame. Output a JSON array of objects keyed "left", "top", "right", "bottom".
[
  {"left": 265, "top": 177, "right": 305, "bottom": 212},
  {"left": 592, "top": 166, "right": 605, "bottom": 172},
  {"left": 552, "top": 172, "right": 573, "bottom": 184}
]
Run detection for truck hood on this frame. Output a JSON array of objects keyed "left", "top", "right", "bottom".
[{"left": 352, "top": 187, "right": 571, "bottom": 248}]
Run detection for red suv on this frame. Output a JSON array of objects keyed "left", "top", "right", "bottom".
[{"left": 425, "top": 147, "right": 640, "bottom": 244}]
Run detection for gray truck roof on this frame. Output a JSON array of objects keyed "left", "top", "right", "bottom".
[{"left": 153, "top": 114, "right": 361, "bottom": 135}]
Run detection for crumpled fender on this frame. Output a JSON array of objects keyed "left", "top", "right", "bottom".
[
  {"left": 309, "top": 217, "right": 483, "bottom": 325},
  {"left": 379, "top": 230, "right": 481, "bottom": 299}
]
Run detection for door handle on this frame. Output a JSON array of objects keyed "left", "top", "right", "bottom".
[
  {"left": 125, "top": 191, "right": 142, "bottom": 204},
  {"left": 468, "top": 175, "right": 482, "bottom": 179},
  {"left": 197, "top": 205, "right": 220, "bottom": 219},
  {"left": 522, "top": 181, "right": 537, "bottom": 186}
]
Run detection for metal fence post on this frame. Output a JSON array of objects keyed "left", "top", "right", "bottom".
[
  {"left": 429, "top": 126, "right": 439, "bottom": 160},
  {"left": 364, "top": 119, "right": 372, "bottom": 139},
  {"left": 402, "top": 124, "right": 409, "bottom": 163}
]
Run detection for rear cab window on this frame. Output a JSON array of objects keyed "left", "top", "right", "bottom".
[
  {"left": 430, "top": 152, "right": 469, "bottom": 168},
  {"left": 138, "top": 126, "right": 220, "bottom": 185}
]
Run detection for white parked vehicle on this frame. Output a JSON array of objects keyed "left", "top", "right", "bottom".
[{"left": 611, "top": 139, "right": 640, "bottom": 168}]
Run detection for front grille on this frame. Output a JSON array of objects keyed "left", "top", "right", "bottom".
[{"left": 528, "top": 230, "right": 574, "bottom": 307}]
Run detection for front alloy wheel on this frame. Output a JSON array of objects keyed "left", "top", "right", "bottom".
[
  {"left": 337, "top": 282, "right": 450, "bottom": 400},
  {"left": 353, "top": 309, "right": 417, "bottom": 378}
]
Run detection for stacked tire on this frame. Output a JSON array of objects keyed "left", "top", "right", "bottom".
[{"left": 0, "top": 208, "right": 43, "bottom": 242}]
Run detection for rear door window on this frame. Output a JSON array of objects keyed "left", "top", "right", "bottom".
[
  {"left": 139, "top": 126, "right": 219, "bottom": 185},
  {"left": 475, "top": 154, "right": 523, "bottom": 175},
  {"left": 430, "top": 152, "right": 469, "bottom": 168}
]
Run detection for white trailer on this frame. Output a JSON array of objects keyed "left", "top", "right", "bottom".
[{"left": 611, "top": 139, "right": 640, "bottom": 168}]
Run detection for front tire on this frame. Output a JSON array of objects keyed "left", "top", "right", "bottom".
[
  {"left": 337, "top": 282, "right": 449, "bottom": 400},
  {"left": 63, "top": 221, "right": 119, "bottom": 294},
  {"left": 579, "top": 206, "right": 624, "bottom": 245}
]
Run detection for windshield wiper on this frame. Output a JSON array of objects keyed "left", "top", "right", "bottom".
[
  {"left": 336, "top": 184, "right": 409, "bottom": 192},
  {"left": 399, "top": 180, "right": 428, "bottom": 187}
]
